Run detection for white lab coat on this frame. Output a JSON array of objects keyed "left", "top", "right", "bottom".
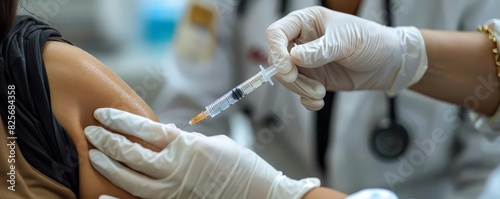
[{"left": 152, "top": 0, "right": 500, "bottom": 199}]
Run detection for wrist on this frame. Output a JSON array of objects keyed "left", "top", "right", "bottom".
[
  {"left": 387, "top": 26, "right": 428, "bottom": 94},
  {"left": 412, "top": 29, "right": 500, "bottom": 115}
]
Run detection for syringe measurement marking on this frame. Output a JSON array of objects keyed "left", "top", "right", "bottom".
[
  {"left": 207, "top": 88, "right": 244, "bottom": 114},
  {"left": 248, "top": 76, "right": 264, "bottom": 89},
  {"left": 208, "top": 92, "right": 232, "bottom": 113},
  {"left": 240, "top": 75, "right": 265, "bottom": 94}
]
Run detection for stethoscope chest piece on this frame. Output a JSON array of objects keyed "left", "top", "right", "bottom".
[{"left": 371, "top": 119, "right": 410, "bottom": 159}]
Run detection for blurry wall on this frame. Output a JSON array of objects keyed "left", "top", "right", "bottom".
[
  {"left": 17, "top": 0, "right": 188, "bottom": 105},
  {"left": 18, "top": 0, "right": 143, "bottom": 53}
]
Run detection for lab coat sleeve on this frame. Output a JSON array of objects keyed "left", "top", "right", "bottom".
[
  {"left": 468, "top": 19, "right": 500, "bottom": 133},
  {"left": 447, "top": 114, "right": 500, "bottom": 199}
]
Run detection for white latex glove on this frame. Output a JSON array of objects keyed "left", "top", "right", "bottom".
[
  {"left": 266, "top": 6, "right": 427, "bottom": 110},
  {"left": 85, "top": 108, "right": 320, "bottom": 199}
]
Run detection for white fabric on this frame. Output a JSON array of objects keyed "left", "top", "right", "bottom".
[
  {"left": 265, "top": 6, "right": 427, "bottom": 110},
  {"left": 151, "top": 0, "right": 500, "bottom": 199},
  {"left": 479, "top": 164, "right": 500, "bottom": 199},
  {"left": 469, "top": 19, "right": 500, "bottom": 133},
  {"left": 85, "top": 108, "right": 320, "bottom": 199},
  {"left": 346, "top": 189, "right": 398, "bottom": 199}
]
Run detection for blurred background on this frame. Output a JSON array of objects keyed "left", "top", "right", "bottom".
[
  {"left": 19, "top": 0, "right": 192, "bottom": 105},
  {"left": 17, "top": 0, "right": 245, "bottom": 147}
]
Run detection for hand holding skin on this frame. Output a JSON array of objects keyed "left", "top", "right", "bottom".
[
  {"left": 266, "top": 6, "right": 427, "bottom": 110},
  {"left": 86, "top": 108, "right": 400, "bottom": 199},
  {"left": 84, "top": 108, "right": 319, "bottom": 199}
]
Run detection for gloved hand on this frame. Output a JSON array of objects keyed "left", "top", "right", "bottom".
[
  {"left": 266, "top": 6, "right": 428, "bottom": 110},
  {"left": 85, "top": 108, "right": 320, "bottom": 199}
]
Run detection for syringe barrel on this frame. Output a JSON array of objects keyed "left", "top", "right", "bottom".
[
  {"left": 204, "top": 65, "right": 277, "bottom": 118},
  {"left": 237, "top": 73, "right": 264, "bottom": 94},
  {"left": 205, "top": 89, "right": 239, "bottom": 117}
]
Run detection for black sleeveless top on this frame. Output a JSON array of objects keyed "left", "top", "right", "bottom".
[{"left": 0, "top": 16, "right": 79, "bottom": 196}]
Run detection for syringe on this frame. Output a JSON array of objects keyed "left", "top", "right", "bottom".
[{"left": 189, "top": 65, "right": 278, "bottom": 125}]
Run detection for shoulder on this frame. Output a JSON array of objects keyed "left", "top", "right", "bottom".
[
  {"left": 42, "top": 41, "right": 160, "bottom": 198},
  {"left": 41, "top": 41, "right": 158, "bottom": 127}
]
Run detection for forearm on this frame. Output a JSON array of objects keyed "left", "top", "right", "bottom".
[
  {"left": 410, "top": 29, "right": 500, "bottom": 116},
  {"left": 302, "top": 187, "right": 347, "bottom": 199}
]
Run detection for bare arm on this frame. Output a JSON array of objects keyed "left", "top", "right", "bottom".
[
  {"left": 43, "top": 41, "right": 160, "bottom": 199},
  {"left": 410, "top": 30, "right": 500, "bottom": 116}
]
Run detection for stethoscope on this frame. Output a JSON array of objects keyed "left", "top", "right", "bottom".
[
  {"left": 371, "top": 97, "right": 410, "bottom": 159},
  {"left": 237, "top": 0, "right": 410, "bottom": 162},
  {"left": 369, "top": 0, "right": 411, "bottom": 160}
]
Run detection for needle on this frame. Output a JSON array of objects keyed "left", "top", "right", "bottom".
[{"left": 179, "top": 124, "right": 190, "bottom": 130}]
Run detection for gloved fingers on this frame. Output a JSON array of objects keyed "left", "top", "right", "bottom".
[
  {"left": 267, "top": 55, "right": 298, "bottom": 83},
  {"left": 293, "top": 76, "right": 326, "bottom": 100},
  {"left": 300, "top": 97, "right": 324, "bottom": 111},
  {"left": 282, "top": 41, "right": 299, "bottom": 83},
  {"left": 89, "top": 149, "right": 161, "bottom": 199},
  {"left": 85, "top": 126, "right": 171, "bottom": 177},
  {"left": 276, "top": 74, "right": 326, "bottom": 100},
  {"left": 297, "top": 62, "right": 357, "bottom": 91},
  {"left": 93, "top": 108, "right": 179, "bottom": 149},
  {"left": 290, "top": 36, "right": 340, "bottom": 68},
  {"left": 266, "top": 11, "right": 307, "bottom": 82}
]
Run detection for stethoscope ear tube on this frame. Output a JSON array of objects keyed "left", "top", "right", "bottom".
[{"left": 237, "top": 0, "right": 289, "bottom": 17}]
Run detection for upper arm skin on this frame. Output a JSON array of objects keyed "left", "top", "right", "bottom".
[{"left": 42, "top": 41, "right": 160, "bottom": 199}]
